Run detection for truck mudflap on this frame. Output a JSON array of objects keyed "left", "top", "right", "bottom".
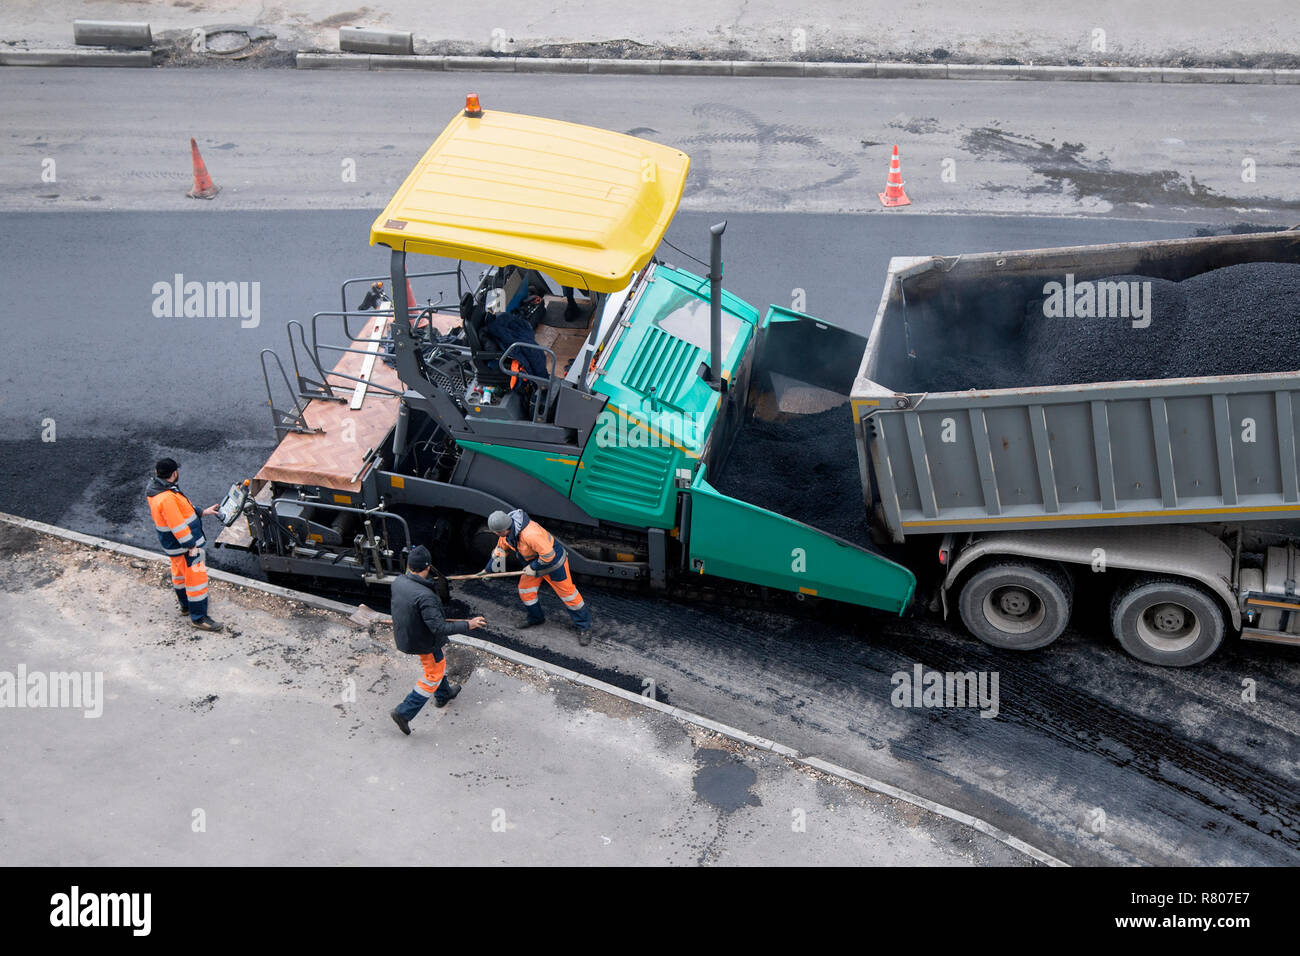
[{"left": 686, "top": 470, "right": 915, "bottom": 614}]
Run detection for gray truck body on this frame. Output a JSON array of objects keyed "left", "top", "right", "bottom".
[{"left": 852, "top": 230, "right": 1300, "bottom": 544}]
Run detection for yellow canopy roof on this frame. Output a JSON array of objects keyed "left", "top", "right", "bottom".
[{"left": 370, "top": 106, "right": 690, "bottom": 293}]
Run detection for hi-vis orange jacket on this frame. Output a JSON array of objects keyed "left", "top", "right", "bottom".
[
  {"left": 491, "top": 509, "right": 566, "bottom": 574},
  {"left": 146, "top": 476, "right": 205, "bottom": 555}
]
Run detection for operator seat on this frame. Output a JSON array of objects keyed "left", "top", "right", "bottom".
[{"left": 459, "top": 292, "right": 511, "bottom": 387}]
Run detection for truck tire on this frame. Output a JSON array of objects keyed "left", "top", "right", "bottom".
[
  {"left": 1109, "top": 576, "right": 1225, "bottom": 667},
  {"left": 957, "top": 561, "right": 1073, "bottom": 651}
]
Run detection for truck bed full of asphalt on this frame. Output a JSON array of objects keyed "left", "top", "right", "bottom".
[
  {"left": 710, "top": 262, "right": 1300, "bottom": 559},
  {"left": 907, "top": 261, "right": 1300, "bottom": 391}
]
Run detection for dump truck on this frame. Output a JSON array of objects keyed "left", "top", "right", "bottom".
[
  {"left": 218, "top": 96, "right": 916, "bottom": 617},
  {"left": 852, "top": 229, "right": 1300, "bottom": 666}
]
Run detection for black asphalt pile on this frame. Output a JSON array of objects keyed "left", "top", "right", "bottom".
[
  {"left": 908, "top": 319, "right": 1031, "bottom": 391},
  {"left": 907, "top": 262, "right": 1300, "bottom": 390},
  {"left": 1020, "top": 275, "right": 1188, "bottom": 386},
  {"left": 1175, "top": 262, "right": 1300, "bottom": 376},
  {"left": 713, "top": 407, "right": 873, "bottom": 545}
]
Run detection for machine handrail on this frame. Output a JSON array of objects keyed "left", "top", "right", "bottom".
[
  {"left": 340, "top": 269, "right": 466, "bottom": 314},
  {"left": 259, "top": 348, "right": 321, "bottom": 438},
  {"left": 286, "top": 319, "right": 342, "bottom": 403},
  {"left": 499, "top": 341, "right": 559, "bottom": 422}
]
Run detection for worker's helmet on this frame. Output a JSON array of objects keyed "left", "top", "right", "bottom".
[{"left": 487, "top": 511, "right": 511, "bottom": 534}]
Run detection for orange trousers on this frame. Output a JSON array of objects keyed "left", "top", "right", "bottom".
[
  {"left": 168, "top": 548, "right": 209, "bottom": 620},
  {"left": 415, "top": 650, "right": 447, "bottom": 697},
  {"left": 519, "top": 558, "right": 583, "bottom": 609},
  {"left": 518, "top": 557, "right": 590, "bottom": 629}
]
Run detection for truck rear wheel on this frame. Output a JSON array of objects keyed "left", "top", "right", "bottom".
[
  {"left": 957, "top": 561, "right": 1073, "bottom": 651},
  {"left": 1109, "top": 576, "right": 1224, "bottom": 667}
]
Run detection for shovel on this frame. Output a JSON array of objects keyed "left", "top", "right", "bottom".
[{"left": 444, "top": 570, "right": 528, "bottom": 581}]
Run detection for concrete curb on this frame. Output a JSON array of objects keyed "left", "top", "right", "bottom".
[
  {"left": 0, "top": 47, "right": 1289, "bottom": 84},
  {"left": 290, "top": 51, "right": 1296, "bottom": 85},
  {"left": 0, "top": 513, "right": 362, "bottom": 617},
  {"left": 0, "top": 49, "right": 154, "bottom": 67},
  {"left": 0, "top": 511, "right": 1066, "bottom": 867}
]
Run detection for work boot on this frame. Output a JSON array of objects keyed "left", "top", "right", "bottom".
[
  {"left": 433, "top": 682, "right": 462, "bottom": 708},
  {"left": 518, "top": 616, "right": 545, "bottom": 629},
  {"left": 390, "top": 709, "right": 412, "bottom": 735},
  {"left": 571, "top": 607, "right": 593, "bottom": 644},
  {"left": 190, "top": 616, "right": 224, "bottom": 632},
  {"left": 179, "top": 607, "right": 191, "bottom": 616}
]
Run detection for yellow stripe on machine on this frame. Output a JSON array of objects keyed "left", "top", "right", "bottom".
[
  {"left": 901, "top": 502, "right": 1300, "bottom": 528},
  {"left": 608, "top": 405, "right": 700, "bottom": 457}
]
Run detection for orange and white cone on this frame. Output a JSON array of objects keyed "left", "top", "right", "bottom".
[
  {"left": 406, "top": 278, "right": 420, "bottom": 318},
  {"left": 187, "top": 138, "right": 220, "bottom": 200},
  {"left": 878, "top": 144, "right": 910, "bottom": 208}
]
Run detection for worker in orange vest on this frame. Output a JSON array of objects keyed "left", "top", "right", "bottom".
[
  {"left": 481, "top": 508, "right": 592, "bottom": 645},
  {"left": 146, "top": 458, "right": 223, "bottom": 632}
]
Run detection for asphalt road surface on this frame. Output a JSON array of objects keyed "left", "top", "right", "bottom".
[{"left": 4, "top": 207, "right": 1297, "bottom": 866}]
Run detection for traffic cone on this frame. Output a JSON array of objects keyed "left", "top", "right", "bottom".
[
  {"left": 406, "top": 278, "right": 420, "bottom": 318},
  {"left": 878, "top": 144, "right": 910, "bottom": 208},
  {"left": 187, "top": 138, "right": 220, "bottom": 200}
]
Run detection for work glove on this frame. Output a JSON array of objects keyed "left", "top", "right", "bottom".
[{"left": 479, "top": 558, "right": 496, "bottom": 576}]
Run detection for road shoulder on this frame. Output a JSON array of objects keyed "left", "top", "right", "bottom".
[{"left": 0, "top": 515, "right": 1041, "bottom": 865}]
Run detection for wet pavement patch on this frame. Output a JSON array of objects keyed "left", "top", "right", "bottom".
[
  {"left": 963, "top": 126, "right": 1300, "bottom": 212},
  {"left": 0, "top": 522, "right": 40, "bottom": 555},
  {"left": 692, "top": 747, "right": 761, "bottom": 813}
]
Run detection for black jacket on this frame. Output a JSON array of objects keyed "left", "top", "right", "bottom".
[{"left": 391, "top": 572, "right": 469, "bottom": 655}]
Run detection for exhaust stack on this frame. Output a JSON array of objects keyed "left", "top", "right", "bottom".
[{"left": 708, "top": 220, "right": 727, "bottom": 391}]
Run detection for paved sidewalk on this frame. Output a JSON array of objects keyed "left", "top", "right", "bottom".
[
  {"left": 3, "top": 1, "right": 1298, "bottom": 68},
  {"left": 0, "top": 521, "right": 1028, "bottom": 866}
]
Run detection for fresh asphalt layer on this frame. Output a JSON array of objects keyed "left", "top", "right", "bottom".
[{"left": 2, "top": 208, "right": 1298, "bottom": 866}]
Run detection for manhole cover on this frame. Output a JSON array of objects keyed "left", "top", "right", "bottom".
[{"left": 204, "top": 30, "right": 252, "bottom": 55}]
